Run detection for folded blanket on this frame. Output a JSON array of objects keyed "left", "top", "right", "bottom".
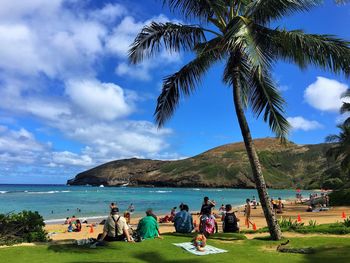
[{"left": 173, "top": 242, "right": 228, "bottom": 256}]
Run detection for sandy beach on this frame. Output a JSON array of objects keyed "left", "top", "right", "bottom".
[{"left": 46, "top": 202, "right": 350, "bottom": 241}]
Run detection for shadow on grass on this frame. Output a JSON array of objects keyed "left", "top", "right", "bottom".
[
  {"left": 165, "top": 232, "right": 247, "bottom": 241},
  {"left": 303, "top": 245, "right": 350, "bottom": 263},
  {"left": 47, "top": 243, "right": 118, "bottom": 254},
  {"left": 132, "top": 251, "right": 202, "bottom": 263}
]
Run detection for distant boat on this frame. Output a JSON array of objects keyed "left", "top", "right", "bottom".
[
  {"left": 99, "top": 184, "right": 104, "bottom": 188},
  {"left": 121, "top": 182, "right": 129, "bottom": 187}
]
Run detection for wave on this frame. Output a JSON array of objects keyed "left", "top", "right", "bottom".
[
  {"left": 0, "top": 191, "right": 8, "bottom": 194},
  {"left": 149, "top": 190, "right": 173, "bottom": 193},
  {"left": 27, "top": 190, "right": 72, "bottom": 194},
  {"left": 44, "top": 215, "right": 107, "bottom": 225},
  {"left": 192, "top": 188, "right": 200, "bottom": 191}
]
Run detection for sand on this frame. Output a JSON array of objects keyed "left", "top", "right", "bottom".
[{"left": 45, "top": 203, "right": 350, "bottom": 241}]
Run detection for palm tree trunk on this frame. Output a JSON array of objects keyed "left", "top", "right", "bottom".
[{"left": 232, "top": 65, "right": 282, "bottom": 240}]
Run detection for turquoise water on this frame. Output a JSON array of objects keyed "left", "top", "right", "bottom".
[{"left": 0, "top": 185, "right": 312, "bottom": 221}]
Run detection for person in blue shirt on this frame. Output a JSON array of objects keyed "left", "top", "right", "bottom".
[{"left": 174, "top": 204, "right": 194, "bottom": 233}]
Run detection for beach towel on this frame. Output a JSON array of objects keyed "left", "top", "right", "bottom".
[{"left": 173, "top": 242, "right": 227, "bottom": 256}]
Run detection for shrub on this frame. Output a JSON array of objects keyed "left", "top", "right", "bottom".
[
  {"left": 329, "top": 188, "right": 350, "bottom": 206},
  {"left": 323, "top": 178, "right": 343, "bottom": 189},
  {"left": 278, "top": 217, "right": 304, "bottom": 230},
  {"left": 344, "top": 217, "right": 350, "bottom": 227},
  {"left": 308, "top": 220, "right": 317, "bottom": 228},
  {"left": 0, "top": 210, "right": 48, "bottom": 245}
]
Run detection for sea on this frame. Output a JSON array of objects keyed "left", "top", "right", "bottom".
[{"left": 0, "top": 184, "right": 313, "bottom": 223}]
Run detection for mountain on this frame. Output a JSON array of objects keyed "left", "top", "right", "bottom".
[{"left": 67, "top": 138, "right": 334, "bottom": 189}]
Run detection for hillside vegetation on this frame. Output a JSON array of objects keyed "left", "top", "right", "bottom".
[{"left": 67, "top": 138, "right": 336, "bottom": 189}]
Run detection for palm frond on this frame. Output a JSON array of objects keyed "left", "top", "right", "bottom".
[
  {"left": 224, "top": 53, "right": 289, "bottom": 139},
  {"left": 255, "top": 26, "right": 350, "bottom": 76},
  {"left": 224, "top": 16, "right": 273, "bottom": 71},
  {"left": 340, "top": 102, "right": 350, "bottom": 115},
  {"left": 155, "top": 51, "right": 220, "bottom": 127},
  {"left": 248, "top": 0, "right": 321, "bottom": 25},
  {"left": 342, "top": 89, "right": 350, "bottom": 98},
  {"left": 163, "top": 0, "right": 226, "bottom": 21},
  {"left": 326, "top": 134, "right": 341, "bottom": 143},
  {"left": 129, "top": 22, "right": 205, "bottom": 64}
]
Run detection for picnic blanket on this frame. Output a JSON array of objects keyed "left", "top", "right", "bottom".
[{"left": 173, "top": 242, "right": 228, "bottom": 256}]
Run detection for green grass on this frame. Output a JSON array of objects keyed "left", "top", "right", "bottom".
[
  {"left": 241, "top": 222, "right": 350, "bottom": 235},
  {"left": 1, "top": 234, "right": 350, "bottom": 262}
]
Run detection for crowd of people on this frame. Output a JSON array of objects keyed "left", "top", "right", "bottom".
[
  {"left": 64, "top": 216, "right": 82, "bottom": 232},
  {"left": 73, "top": 192, "right": 331, "bottom": 252},
  {"left": 93, "top": 196, "right": 244, "bottom": 252}
]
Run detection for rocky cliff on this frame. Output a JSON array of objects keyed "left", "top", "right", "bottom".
[{"left": 67, "top": 138, "right": 333, "bottom": 189}]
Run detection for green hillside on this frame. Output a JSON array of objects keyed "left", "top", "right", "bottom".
[{"left": 67, "top": 138, "right": 338, "bottom": 189}]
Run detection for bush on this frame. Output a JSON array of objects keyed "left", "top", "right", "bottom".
[
  {"left": 329, "top": 188, "right": 350, "bottom": 206},
  {"left": 323, "top": 178, "right": 344, "bottom": 189},
  {"left": 0, "top": 210, "right": 48, "bottom": 245}
]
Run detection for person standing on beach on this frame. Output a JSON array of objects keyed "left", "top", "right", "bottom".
[
  {"left": 244, "top": 199, "right": 253, "bottom": 228},
  {"left": 200, "top": 197, "right": 216, "bottom": 216}
]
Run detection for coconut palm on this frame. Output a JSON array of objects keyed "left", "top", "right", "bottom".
[
  {"left": 326, "top": 125, "right": 350, "bottom": 178},
  {"left": 129, "top": 0, "right": 350, "bottom": 240},
  {"left": 340, "top": 89, "right": 350, "bottom": 126}
]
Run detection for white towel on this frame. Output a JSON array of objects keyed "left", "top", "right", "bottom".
[{"left": 173, "top": 242, "right": 228, "bottom": 256}]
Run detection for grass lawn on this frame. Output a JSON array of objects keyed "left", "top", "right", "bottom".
[{"left": 1, "top": 234, "right": 350, "bottom": 263}]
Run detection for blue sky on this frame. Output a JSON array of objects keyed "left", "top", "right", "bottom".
[{"left": 0, "top": 0, "right": 349, "bottom": 184}]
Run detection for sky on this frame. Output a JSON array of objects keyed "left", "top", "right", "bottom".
[{"left": 0, "top": 0, "right": 349, "bottom": 184}]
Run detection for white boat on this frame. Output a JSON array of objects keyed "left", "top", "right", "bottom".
[{"left": 99, "top": 184, "right": 104, "bottom": 188}]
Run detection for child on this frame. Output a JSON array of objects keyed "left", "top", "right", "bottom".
[
  {"left": 192, "top": 233, "right": 207, "bottom": 252},
  {"left": 67, "top": 222, "right": 73, "bottom": 232}
]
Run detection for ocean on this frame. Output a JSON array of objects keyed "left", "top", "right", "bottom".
[{"left": 0, "top": 184, "right": 312, "bottom": 223}]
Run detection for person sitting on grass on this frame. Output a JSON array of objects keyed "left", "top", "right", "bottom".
[
  {"left": 137, "top": 208, "right": 162, "bottom": 240},
  {"left": 222, "top": 204, "right": 240, "bottom": 233},
  {"left": 97, "top": 207, "right": 133, "bottom": 242},
  {"left": 192, "top": 233, "right": 207, "bottom": 252},
  {"left": 174, "top": 204, "right": 194, "bottom": 233}
]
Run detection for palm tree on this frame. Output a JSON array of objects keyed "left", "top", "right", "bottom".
[
  {"left": 129, "top": 0, "right": 350, "bottom": 240},
  {"left": 326, "top": 125, "right": 350, "bottom": 178},
  {"left": 340, "top": 89, "right": 350, "bottom": 126}
]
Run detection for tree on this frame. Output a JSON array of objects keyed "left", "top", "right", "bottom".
[
  {"left": 340, "top": 89, "right": 350, "bottom": 126},
  {"left": 326, "top": 125, "right": 350, "bottom": 179},
  {"left": 129, "top": 0, "right": 350, "bottom": 240}
]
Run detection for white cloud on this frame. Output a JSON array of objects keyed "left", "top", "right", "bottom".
[
  {"left": 52, "top": 151, "right": 93, "bottom": 167},
  {"left": 0, "top": 2, "right": 182, "bottom": 181},
  {"left": 90, "top": 3, "right": 127, "bottom": 23},
  {"left": 287, "top": 116, "right": 323, "bottom": 131},
  {"left": 65, "top": 79, "right": 133, "bottom": 121},
  {"left": 304, "top": 77, "right": 349, "bottom": 112},
  {"left": 107, "top": 15, "right": 182, "bottom": 80}
]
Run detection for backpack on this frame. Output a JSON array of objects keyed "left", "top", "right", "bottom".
[
  {"left": 223, "top": 212, "right": 238, "bottom": 232},
  {"left": 204, "top": 216, "right": 215, "bottom": 235}
]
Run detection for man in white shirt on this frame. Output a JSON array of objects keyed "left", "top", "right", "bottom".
[{"left": 97, "top": 208, "right": 133, "bottom": 242}]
